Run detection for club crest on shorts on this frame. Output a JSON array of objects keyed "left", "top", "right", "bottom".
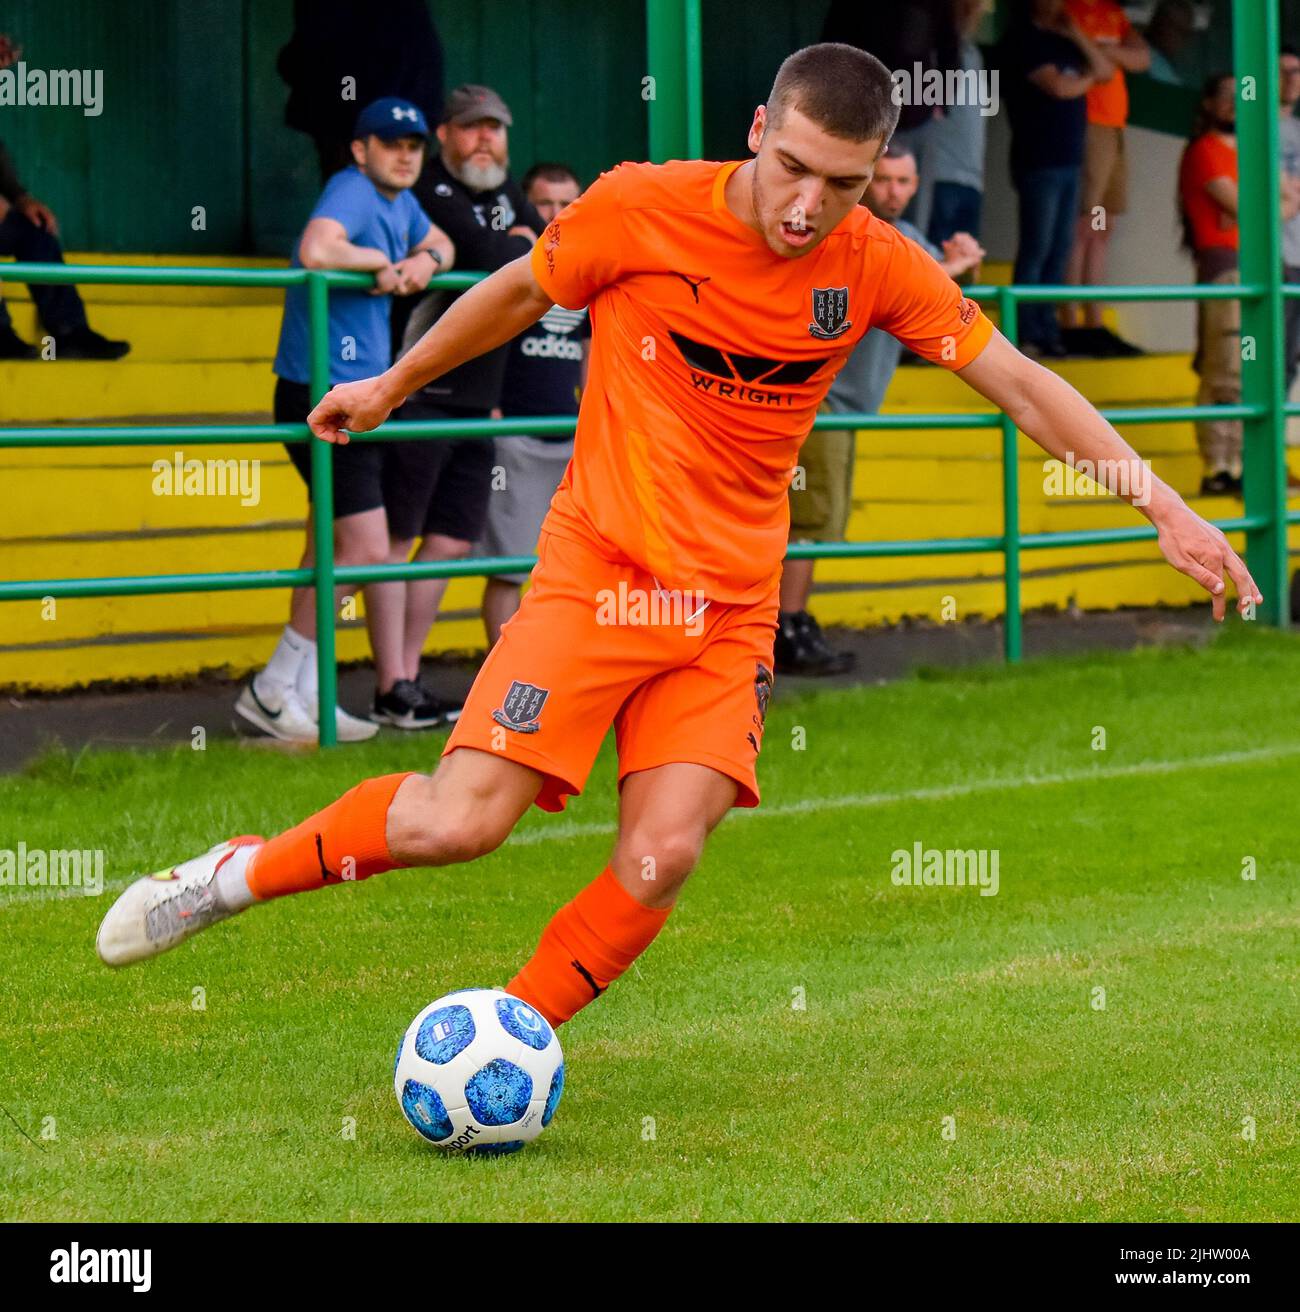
[
  {"left": 492, "top": 680, "right": 549, "bottom": 734},
  {"left": 754, "top": 661, "right": 774, "bottom": 725},
  {"left": 808, "top": 286, "right": 852, "bottom": 340}
]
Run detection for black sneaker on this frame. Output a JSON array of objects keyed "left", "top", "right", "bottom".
[
  {"left": 1199, "top": 470, "right": 1242, "bottom": 497},
  {"left": 0, "top": 325, "right": 38, "bottom": 360},
  {"left": 51, "top": 326, "right": 130, "bottom": 360},
  {"left": 773, "top": 610, "right": 856, "bottom": 676},
  {"left": 1091, "top": 326, "right": 1144, "bottom": 358},
  {"left": 370, "top": 678, "right": 463, "bottom": 729},
  {"left": 1024, "top": 336, "right": 1068, "bottom": 360}
]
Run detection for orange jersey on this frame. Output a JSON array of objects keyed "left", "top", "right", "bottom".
[
  {"left": 529, "top": 159, "right": 993, "bottom": 605},
  {"left": 1066, "top": 0, "right": 1133, "bottom": 128}
]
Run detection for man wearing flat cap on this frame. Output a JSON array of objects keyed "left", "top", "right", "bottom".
[{"left": 382, "top": 84, "right": 546, "bottom": 724}]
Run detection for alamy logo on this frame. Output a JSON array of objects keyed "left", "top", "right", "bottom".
[
  {"left": 891, "top": 62, "right": 1000, "bottom": 117},
  {"left": 50, "top": 1244, "right": 151, "bottom": 1292},
  {"left": 1, "top": 844, "right": 103, "bottom": 896},
  {"left": 151, "top": 452, "right": 261, "bottom": 506},
  {"left": 1043, "top": 453, "right": 1152, "bottom": 507},
  {"left": 890, "top": 842, "right": 1000, "bottom": 897},
  {"left": 595, "top": 581, "right": 709, "bottom": 636},
  {"left": 0, "top": 63, "right": 103, "bottom": 116}
]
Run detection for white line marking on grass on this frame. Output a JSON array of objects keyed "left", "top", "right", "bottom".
[{"left": 7, "top": 742, "right": 1299, "bottom": 909}]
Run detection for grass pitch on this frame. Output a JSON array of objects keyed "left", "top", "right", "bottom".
[{"left": 2, "top": 625, "right": 1298, "bottom": 1222}]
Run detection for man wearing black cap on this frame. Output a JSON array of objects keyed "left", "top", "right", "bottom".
[
  {"left": 374, "top": 84, "right": 546, "bottom": 729},
  {"left": 236, "top": 96, "right": 455, "bottom": 745}
]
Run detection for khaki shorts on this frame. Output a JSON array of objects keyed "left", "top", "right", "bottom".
[
  {"left": 1080, "top": 123, "right": 1128, "bottom": 216},
  {"left": 477, "top": 433, "right": 574, "bottom": 584},
  {"left": 789, "top": 414, "right": 856, "bottom": 543},
  {"left": 1192, "top": 269, "right": 1242, "bottom": 474}
]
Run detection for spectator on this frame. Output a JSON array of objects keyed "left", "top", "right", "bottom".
[
  {"left": 371, "top": 85, "right": 546, "bottom": 728},
  {"left": 479, "top": 163, "right": 589, "bottom": 648},
  {"left": 1001, "top": 0, "right": 1114, "bottom": 359},
  {"left": 1279, "top": 46, "right": 1300, "bottom": 404},
  {"left": 236, "top": 97, "right": 454, "bottom": 743},
  {"left": 780, "top": 143, "right": 984, "bottom": 675},
  {"left": 1179, "top": 75, "right": 1240, "bottom": 496},
  {"left": 1145, "top": 0, "right": 1196, "bottom": 86},
  {"left": 820, "top": 0, "right": 962, "bottom": 235},
  {"left": 928, "top": 0, "right": 993, "bottom": 255},
  {"left": 0, "top": 34, "right": 129, "bottom": 361},
  {"left": 277, "top": 0, "right": 443, "bottom": 184},
  {"left": 1060, "top": 0, "right": 1150, "bottom": 358}
]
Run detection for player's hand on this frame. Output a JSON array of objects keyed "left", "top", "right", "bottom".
[
  {"left": 1153, "top": 501, "right": 1262, "bottom": 621},
  {"left": 370, "top": 263, "right": 401, "bottom": 296},
  {"left": 307, "top": 376, "right": 398, "bottom": 445}
]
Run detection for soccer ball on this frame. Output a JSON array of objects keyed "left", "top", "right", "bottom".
[{"left": 393, "top": 988, "right": 564, "bottom": 1154}]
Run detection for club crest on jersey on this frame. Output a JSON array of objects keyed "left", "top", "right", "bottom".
[
  {"left": 492, "top": 680, "right": 549, "bottom": 734},
  {"left": 809, "top": 286, "right": 852, "bottom": 340}
]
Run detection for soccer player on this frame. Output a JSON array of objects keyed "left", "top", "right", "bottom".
[{"left": 96, "top": 44, "right": 1260, "bottom": 1032}]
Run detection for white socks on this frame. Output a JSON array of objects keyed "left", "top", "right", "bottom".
[
  {"left": 214, "top": 845, "right": 258, "bottom": 912},
  {"left": 295, "top": 641, "right": 319, "bottom": 708},
  {"left": 256, "top": 625, "right": 315, "bottom": 700}
]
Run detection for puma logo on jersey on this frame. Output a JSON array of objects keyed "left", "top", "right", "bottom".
[{"left": 670, "top": 272, "right": 712, "bottom": 303}]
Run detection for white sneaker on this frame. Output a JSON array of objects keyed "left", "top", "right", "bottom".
[
  {"left": 95, "top": 837, "right": 263, "bottom": 967},
  {"left": 303, "top": 694, "right": 380, "bottom": 743},
  {"left": 235, "top": 679, "right": 320, "bottom": 742},
  {"left": 235, "top": 681, "right": 378, "bottom": 743}
]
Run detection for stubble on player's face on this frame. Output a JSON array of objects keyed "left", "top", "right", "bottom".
[{"left": 746, "top": 104, "right": 881, "bottom": 259}]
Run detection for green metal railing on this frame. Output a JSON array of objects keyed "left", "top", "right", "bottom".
[{"left": 0, "top": 1, "right": 1289, "bottom": 746}]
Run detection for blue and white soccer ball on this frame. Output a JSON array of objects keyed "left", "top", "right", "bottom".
[{"left": 393, "top": 988, "right": 564, "bottom": 1155}]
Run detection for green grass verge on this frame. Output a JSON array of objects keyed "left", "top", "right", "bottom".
[{"left": 1, "top": 625, "right": 1297, "bottom": 1221}]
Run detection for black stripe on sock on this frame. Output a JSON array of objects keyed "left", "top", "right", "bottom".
[
  {"left": 570, "top": 958, "right": 605, "bottom": 998},
  {"left": 315, "top": 833, "right": 334, "bottom": 883}
]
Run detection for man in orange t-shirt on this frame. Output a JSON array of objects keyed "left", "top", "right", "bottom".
[
  {"left": 97, "top": 44, "right": 1258, "bottom": 1040},
  {"left": 1062, "top": 0, "right": 1150, "bottom": 354},
  {"left": 1179, "top": 76, "right": 1240, "bottom": 494}
]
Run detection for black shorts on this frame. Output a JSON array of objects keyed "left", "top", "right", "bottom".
[
  {"left": 276, "top": 378, "right": 450, "bottom": 535},
  {"left": 390, "top": 397, "right": 496, "bottom": 543}
]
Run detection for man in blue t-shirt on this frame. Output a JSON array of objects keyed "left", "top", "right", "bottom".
[
  {"left": 478, "top": 162, "right": 589, "bottom": 647},
  {"left": 235, "top": 97, "right": 455, "bottom": 745}
]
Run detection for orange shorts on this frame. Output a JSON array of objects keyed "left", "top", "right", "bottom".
[{"left": 443, "top": 529, "right": 778, "bottom": 811}]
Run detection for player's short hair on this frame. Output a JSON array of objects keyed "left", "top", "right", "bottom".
[
  {"left": 522, "top": 161, "right": 580, "bottom": 193},
  {"left": 766, "top": 42, "right": 900, "bottom": 147}
]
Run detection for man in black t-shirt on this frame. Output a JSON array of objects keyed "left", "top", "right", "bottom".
[
  {"left": 1002, "top": 0, "right": 1114, "bottom": 356},
  {"left": 478, "top": 164, "right": 589, "bottom": 647},
  {"left": 372, "top": 85, "right": 545, "bottom": 729}
]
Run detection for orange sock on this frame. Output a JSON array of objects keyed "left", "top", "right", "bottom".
[
  {"left": 246, "top": 772, "right": 414, "bottom": 901},
  {"left": 507, "top": 867, "right": 672, "bottom": 1027}
]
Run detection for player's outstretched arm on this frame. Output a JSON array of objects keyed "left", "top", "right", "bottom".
[
  {"left": 957, "top": 330, "right": 1263, "bottom": 622},
  {"left": 307, "top": 253, "right": 554, "bottom": 443}
]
